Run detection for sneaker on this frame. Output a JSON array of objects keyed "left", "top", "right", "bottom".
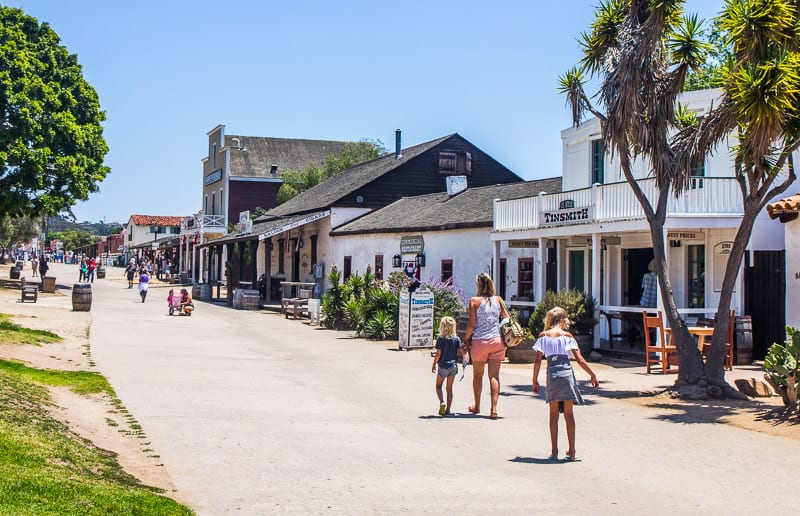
[{"left": 438, "top": 403, "right": 446, "bottom": 416}]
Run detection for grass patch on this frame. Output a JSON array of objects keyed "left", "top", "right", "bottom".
[
  {"left": 0, "top": 314, "right": 62, "bottom": 346},
  {"left": 0, "top": 359, "right": 112, "bottom": 396},
  {"left": 0, "top": 368, "right": 193, "bottom": 514}
]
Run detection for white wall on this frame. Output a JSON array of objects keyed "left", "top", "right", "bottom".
[{"left": 786, "top": 220, "right": 800, "bottom": 329}]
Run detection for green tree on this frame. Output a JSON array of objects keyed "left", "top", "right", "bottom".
[
  {"left": 0, "top": 7, "right": 110, "bottom": 219},
  {"left": 560, "top": 0, "right": 798, "bottom": 398},
  {"left": 276, "top": 140, "right": 386, "bottom": 204},
  {"left": 0, "top": 214, "right": 40, "bottom": 251},
  {"left": 48, "top": 229, "right": 98, "bottom": 251}
]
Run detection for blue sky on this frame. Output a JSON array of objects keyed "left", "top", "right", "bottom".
[{"left": 9, "top": 0, "right": 724, "bottom": 224}]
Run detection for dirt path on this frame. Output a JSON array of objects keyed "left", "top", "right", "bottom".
[{"left": 0, "top": 262, "right": 177, "bottom": 497}]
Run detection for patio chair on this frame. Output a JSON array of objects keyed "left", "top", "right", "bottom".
[
  {"left": 643, "top": 311, "right": 678, "bottom": 374},
  {"left": 701, "top": 310, "right": 735, "bottom": 371}
]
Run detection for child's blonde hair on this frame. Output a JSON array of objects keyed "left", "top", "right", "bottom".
[
  {"left": 438, "top": 316, "right": 457, "bottom": 338},
  {"left": 544, "top": 307, "right": 569, "bottom": 330}
]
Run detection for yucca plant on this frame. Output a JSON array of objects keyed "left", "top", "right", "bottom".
[
  {"left": 344, "top": 297, "right": 369, "bottom": 336},
  {"left": 764, "top": 326, "right": 800, "bottom": 413},
  {"left": 365, "top": 310, "right": 397, "bottom": 340}
]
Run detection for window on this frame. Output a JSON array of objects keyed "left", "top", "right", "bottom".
[
  {"left": 691, "top": 160, "right": 705, "bottom": 189},
  {"left": 591, "top": 139, "right": 604, "bottom": 185},
  {"left": 270, "top": 165, "right": 278, "bottom": 174},
  {"left": 212, "top": 193, "right": 216, "bottom": 215},
  {"left": 212, "top": 143, "right": 217, "bottom": 168},
  {"left": 343, "top": 256, "right": 352, "bottom": 281},
  {"left": 219, "top": 190, "right": 224, "bottom": 215},
  {"left": 310, "top": 235, "right": 318, "bottom": 266},
  {"left": 438, "top": 150, "right": 472, "bottom": 175},
  {"left": 518, "top": 258, "right": 533, "bottom": 299},
  {"left": 569, "top": 250, "right": 585, "bottom": 292},
  {"left": 440, "top": 260, "right": 453, "bottom": 283},
  {"left": 171, "top": 226, "right": 180, "bottom": 234},
  {"left": 277, "top": 239, "right": 285, "bottom": 274},
  {"left": 375, "top": 255, "right": 384, "bottom": 280},
  {"left": 204, "top": 195, "right": 208, "bottom": 215},
  {"left": 688, "top": 244, "right": 705, "bottom": 308}
]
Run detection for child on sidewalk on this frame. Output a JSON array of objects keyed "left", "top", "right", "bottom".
[
  {"left": 532, "top": 306, "right": 599, "bottom": 462},
  {"left": 432, "top": 316, "right": 461, "bottom": 416}
]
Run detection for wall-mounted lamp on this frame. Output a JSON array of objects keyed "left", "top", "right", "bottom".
[
  {"left": 415, "top": 253, "right": 425, "bottom": 268},
  {"left": 392, "top": 254, "right": 402, "bottom": 268}
]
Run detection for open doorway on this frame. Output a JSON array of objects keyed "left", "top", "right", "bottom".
[{"left": 625, "top": 248, "right": 655, "bottom": 305}]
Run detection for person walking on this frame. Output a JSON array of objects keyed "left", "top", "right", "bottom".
[
  {"left": 125, "top": 259, "right": 137, "bottom": 289},
  {"left": 138, "top": 267, "right": 150, "bottom": 303},
  {"left": 532, "top": 307, "right": 599, "bottom": 462},
  {"left": 86, "top": 257, "right": 96, "bottom": 283},
  {"left": 31, "top": 255, "right": 38, "bottom": 277},
  {"left": 431, "top": 316, "right": 461, "bottom": 417},
  {"left": 463, "top": 273, "right": 510, "bottom": 420}
]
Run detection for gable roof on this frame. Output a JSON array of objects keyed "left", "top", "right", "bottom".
[
  {"left": 129, "top": 215, "right": 183, "bottom": 226},
  {"left": 331, "top": 178, "right": 563, "bottom": 235},
  {"left": 225, "top": 135, "right": 349, "bottom": 179},
  {"left": 264, "top": 135, "right": 453, "bottom": 217},
  {"left": 767, "top": 193, "right": 800, "bottom": 223}
]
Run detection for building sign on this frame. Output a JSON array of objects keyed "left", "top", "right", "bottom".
[
  {"left": 666, "top": 231, "right": 704, "bottom": 240},
  {"left": 205, "top": 169, "right": 222, "bottom": 186},
  {"left": 714, "top": 241, "right": 733, "bottom": 255},
  {"left": 559, "top": 199, "right": 575, "bottom": 209},
  {"left": 446, "top": 175, "right": 468, "bottom": 196},
  {"left": 542, "top": 206, "right": 592, "bottom": 225},
  {"left": 400, "top": 235, "right": 424, "bottom": 254},
  {"left": 398, "top": 285, "right": 435, "bottom": 349},
  {"left": 259, "top": 210, "right": 330, "bottom": 240},
  {"left": 508, "top": 240, "right": 538, "bottom": 248},
  {"left": 238, "top": 211, "right": 252, "bottom": 234}
]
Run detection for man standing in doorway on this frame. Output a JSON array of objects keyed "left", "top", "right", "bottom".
[{"left": 640, "top": 259, "right": 658, "bottom": 308}]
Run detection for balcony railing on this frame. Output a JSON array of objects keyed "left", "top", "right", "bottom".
[
  {"left": 494, "top": 177, "right": 743, "bottom": 232},
  {"left": 201, "top": 214, "right": 225, "bottom": 229}
]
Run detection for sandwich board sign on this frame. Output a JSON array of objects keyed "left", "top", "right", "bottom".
[{"left": 398, "top": 284, "right": 435, "bottom": 350}]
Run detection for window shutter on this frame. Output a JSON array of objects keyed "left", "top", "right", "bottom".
[
  {"left": 438, "top": 151, "right": 457, "bottom": 174},
  {"left": 465, "top": 152, "right": 472, "bottom": 173}
]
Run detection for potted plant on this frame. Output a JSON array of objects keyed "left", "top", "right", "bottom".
[{"left": 528, "top": 289, "right": 598, "bottom": 356}]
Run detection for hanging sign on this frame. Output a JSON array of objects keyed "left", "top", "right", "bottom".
[
  {"left": 714, "top": 241, "right": 733, "bottom": 255},
  {"left": 508, "top": 240, "right": 538, "bottom": 248},
  {"left": 400, "top": 235, "right": 424, "bottom": 254},
  {"left": 399, "top": 285, "right": 435, "bottom": 349}
]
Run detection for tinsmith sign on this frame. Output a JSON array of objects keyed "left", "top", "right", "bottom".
[{"left": 542, "top": 205, "right": 593, "bottom": 226}]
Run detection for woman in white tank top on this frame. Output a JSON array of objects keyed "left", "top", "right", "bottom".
[{"left": 464, "top": 273, "right": 510, "bottom": 419}]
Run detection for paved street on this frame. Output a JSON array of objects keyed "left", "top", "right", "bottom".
[{"left": 84, "top": 265, "right": 798, "bottom": 515}]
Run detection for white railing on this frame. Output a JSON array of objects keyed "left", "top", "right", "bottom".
[
  {"left": 201, "top": 214, "right": 225, "bottom": 229},
  {"left": 494, "top": 177, "right": 743, "bottom": 231}
]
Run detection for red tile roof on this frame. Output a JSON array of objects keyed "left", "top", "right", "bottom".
[
  {"left": 129, "top": 215, "right": 183, "bottom": 226},
  {"left": 766, "top": 194, "right": 800, "bottom": 222}
]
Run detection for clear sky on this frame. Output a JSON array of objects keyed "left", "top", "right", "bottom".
[{"left": 8, "top": 0, "right": 725, "bottom": 224}]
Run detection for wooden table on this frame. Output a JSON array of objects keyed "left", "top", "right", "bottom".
[
  {"left": 665, "top": 326, "right": 714, "bottom": 352},
  {"left": 279, "top": 281, "right": 315, "bottom": 299}
]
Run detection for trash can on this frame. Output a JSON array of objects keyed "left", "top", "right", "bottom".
[
  {"left": 96, "top": 267, "right": 106, "bottom": 279},
  {"left": 41, "top": 276, "right": 56, "bottom": 293},
  {"left": 72, "top": 283, "right": 92, "bottom": 311},
  {"left": 9, "top": 267, "right": 20, "bottom": 280},
  {"left": 735, "top": 315, "right": 753, "bottom": 365}
]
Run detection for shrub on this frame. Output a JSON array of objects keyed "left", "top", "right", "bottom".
[
  {"left": 365, "top": 310, "right": 397, "bottom": 340},
  {"left": 528, "top": 289, "right": 598, "bottom": 336},
  {"left": 321, "top": 265, "right": 346, "bottom": 329},
  {"left": 764, "top": 326, "right": 800, "bottom": 412}
]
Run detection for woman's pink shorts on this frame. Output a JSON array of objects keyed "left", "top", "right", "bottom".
[{"left": 469, "top": 336, "right": 506, "bottom": 362}]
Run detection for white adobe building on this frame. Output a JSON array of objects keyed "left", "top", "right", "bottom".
[{"left": 490, "top": 88, "right": 792, "bottom": 354}]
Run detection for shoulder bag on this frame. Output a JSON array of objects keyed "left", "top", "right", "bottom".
[{"left": 497, "top": 297, "right": 524, "bottom": 348}]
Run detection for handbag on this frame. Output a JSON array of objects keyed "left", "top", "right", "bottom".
[{"left": 497, "top": 297, "right": 524, "bottom": 348}]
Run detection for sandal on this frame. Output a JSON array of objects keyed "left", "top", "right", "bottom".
[
  {"left": 489, "top": 412, "right": 498, "bottom": 420},
  {"left": 563, "top": 454, "right": 581, "bottom": 462},
  {"left": 467, "top": 405, "right": 480, "bottom": 414},
  {"left": 547, "top": 453, "right": 559, "bottom": 461}
]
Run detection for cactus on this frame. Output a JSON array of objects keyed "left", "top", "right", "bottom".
[{"left": 764, "top": 326, "right": 800, "bottom": 412}]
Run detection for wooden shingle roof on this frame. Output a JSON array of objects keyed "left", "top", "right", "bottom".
[
  {"left": 265, "top": 135, "right": 453, "bottom": 218},
  {"left": 767, "top": 193, "right": 800, "bottom": 223},
  {"left": 225, "top": 135, "right": 349, "bottom": 178},
  {"left": 331, "top": 178, "right": 562, "bottom": 235},
  {"left": 129, "top": 215, "right": 183, "bottom": 226}
]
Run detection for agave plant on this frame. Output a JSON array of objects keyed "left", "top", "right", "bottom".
[
  {"left": 344, "top": 297, "right": 368, "bottom": 336},
  {"left": 365, "top": 310, "right": 397, "bottom": 340}
]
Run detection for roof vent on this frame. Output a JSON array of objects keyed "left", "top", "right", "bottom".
[
  {"left": 241, "top": 136, "right": 247, "bottom": 151},
  {"left": 231, "top": 137, "right": 240, "bottom": 149}
]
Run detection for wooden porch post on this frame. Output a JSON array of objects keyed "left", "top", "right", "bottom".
[{"left": 592, "top": 232, "right": 601, "bottom": 350}]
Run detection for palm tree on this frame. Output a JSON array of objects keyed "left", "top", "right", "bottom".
[{"left": 560, "top": 0, "right": 799, "bottom": 398}]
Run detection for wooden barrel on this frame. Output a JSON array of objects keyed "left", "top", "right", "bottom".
[
  {"left": 192, "top": 284, "right": 202, "bottom": 300},
  {"left": 96, "top": 268, "right": 106, "bottom": 279},
  {"left": 9, "top": 267, "right": 19, "bottom": 280},
  {"left": 240, "top": 289, "right": 261, "bottom": 310},
  {"left": 735, "top": 315, "right": 753, "bottom": 365},
  {"left": 72, "top": 283, "right": 92, "bottom": 311},
  {"left": 232, "top": 288, "right": 244, "bottom": 309},
  {"left": 199, "top": 283, "right": 212, "bottom": 301}
]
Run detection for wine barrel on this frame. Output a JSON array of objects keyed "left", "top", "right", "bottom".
[
  {"left": 192, "top": 284, "right": 202, "bottom": 300},
  {"left": 199, "top": 283, "right": 212, "bottom": 301},
  {"left": 240, "top": 289, "right": 261, "bottom": 310},
  {"left": 9, "top": 267, "right": 20, "bottom": 280},
  {"left": 96, "top": 268, "right": 106, "bottom": 279},
  {"left": 735, "top": 315, "right": 753, "bottom": 365},
  {"left": 72, "top": 283, "right": 92, "bottom": 312}
]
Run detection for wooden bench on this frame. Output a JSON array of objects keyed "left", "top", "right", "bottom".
[
  {"left": 283, "top": 288, "right": 312, "bottom": 319},
  {"left": 19, "top": 277, "right": 38, "bottom": 303}
]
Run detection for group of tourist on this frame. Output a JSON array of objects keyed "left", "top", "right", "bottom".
[
  {"left": 121, "top": 257, "right": 193, "bottom": 314},
  {"left": 431, "top": 272, "right": 599, "bottom": 462},
  {"left": 77, "top": 256, "right": 98, "bottom": 283}
]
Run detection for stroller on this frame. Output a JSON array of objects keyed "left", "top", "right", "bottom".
[{"left": 168, "top": 291, "right": 183, "bottom": 315}]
